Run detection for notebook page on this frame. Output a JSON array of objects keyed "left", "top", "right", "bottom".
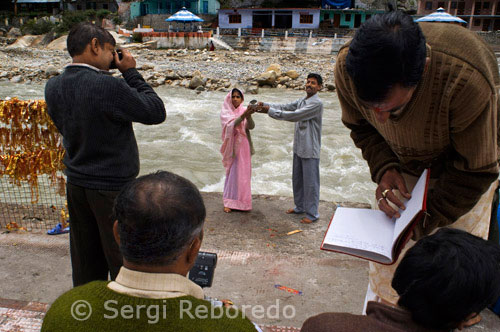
[
  {"left": 392, "top": 169, "right": 428, "bottom": 244},
  {"left": 323, "top": 207, "right": 395, "bottom": 258}
]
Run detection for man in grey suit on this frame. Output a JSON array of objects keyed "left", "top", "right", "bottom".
[{"left": 255, "top": 73, "right": 324, "bottom": 224}]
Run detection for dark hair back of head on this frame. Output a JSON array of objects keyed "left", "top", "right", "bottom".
[
  {"left": 113, "top": 171, "right": 206, "bottom": 266},
  {"left": 346, "top": 11, "right": 426, "bottom": 102},
  {"left": 67, "top": 22, "right": 116, "bottom": 57},
  {"left": 307, "top": 73, "right": 323, "bottom": 86},
  {"left": 392, "top": 228, "right": 500, "bottom": 330}
]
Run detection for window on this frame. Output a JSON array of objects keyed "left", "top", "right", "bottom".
[
  {"left": 365, "top": 14, "right": 371, "bottom": 20},
  {"left": 324, "top": 13, "right": 330, "bottom": 20},
  {"left": 300, "top": 14, "right": 313, "bottom": 24},
  {"left": 103, "top": 3, "right": 108, "bottom": 10},
  {"left": 483, "top": 2, "right": 490, "bottom": 9},
  {"left": 425, "top": 2, "right": 432, "bottom": 10},
  {"left": 229, "top": 14, "right": 241, "bottom": 24},
  {"left": 345, "top": 14, "right": 351, "bottom": 22},
  {"left": 474, "top": 18, "right": 481, "bottom": 26},
  {"left": 474, "top": 2, "right": 481, "bottom": 14},
  {"left": 451, "top": 2, "right": 457, "bottom": 9},
  {"left": 437, "top": 2, "right": 445, "bottom": 8}
]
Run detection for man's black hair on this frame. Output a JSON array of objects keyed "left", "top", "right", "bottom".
[
  {"left": 346, "top": 11, "right": 426, "bottom": 102},
  {"left": 307, "top": 73, "right": 323, "bottom": 86},
  {"left": 113, "top": 171, "right": 206, "bottom": 266},
  {"left": 392, "top": 228, "right": 500, "bottom": 330},
  {"left": 67, "top": 22, "right": 116, "bottom": 57}
]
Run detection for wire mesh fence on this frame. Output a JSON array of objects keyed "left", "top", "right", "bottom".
[
  {"left": 0, "top": 173, "right": 67, "bottom": 231},
  {"left": 0, "top": 98, "right": 67, "bottom": 232}
]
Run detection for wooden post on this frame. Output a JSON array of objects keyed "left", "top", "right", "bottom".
[
  {"left": 216, "top": 27, "right": 220, "bottom": 37},
  {"left": 261, "top": 29, "right": 264, "bottom": 38},
  {"left": 285, "top": 30, "right": 288, "bottom": 39},
  {"left": 238, "top": 27, "right": 241, "bottom": 37}
]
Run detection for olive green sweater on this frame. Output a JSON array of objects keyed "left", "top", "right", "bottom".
[
  {"left": 335, "top": 22, "right": 499, "bottom": 235},
  {"left": 41, "top": 281, "right": 257, "bottom": 332}
]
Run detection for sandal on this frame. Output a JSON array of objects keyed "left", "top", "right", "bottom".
[
  {"left": 47, "top": 222, "right": 70, "bottom": 235},
  {"left": 223, "top": 207, "right": 231, "bottom": 213},
  {"left": 300, "top": 217, "right": 317, "bottom": 224},
  {"left": 286, "top": 208, "right": 304, "bottom": 214}
]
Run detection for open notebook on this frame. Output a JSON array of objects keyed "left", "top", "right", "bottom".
[{"left": 321, "top": 169, "right": 430, "bottom": 265}]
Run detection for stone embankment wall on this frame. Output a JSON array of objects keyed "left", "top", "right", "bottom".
[
  {"left": 142, "top": 32, "right": 350, "bottom": 53},
  {"left": 220, "top": 35, "right": 350, "bottom": 54}
]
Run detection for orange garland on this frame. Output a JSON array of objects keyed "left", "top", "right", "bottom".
[{"left": 0, "top": 98, "right": 66, "bottom": 203}]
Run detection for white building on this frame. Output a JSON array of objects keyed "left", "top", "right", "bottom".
[{"left": 218, "top": 8, "right": 321, "bottom": 29}]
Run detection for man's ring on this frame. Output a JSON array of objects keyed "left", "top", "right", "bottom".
[
  {"left": 382, "top": 189, "right": 391, "bottom": 198},
  {"left": 377, "top": 197, "right": 385, "bottom": 206}
]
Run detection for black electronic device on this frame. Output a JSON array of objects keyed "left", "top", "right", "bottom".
[
  {"left": 188, "top": 251, "right": 217, "bottom": 288},
  {"left": 109, "top": 49, "right": 123, "bottom": 69}
]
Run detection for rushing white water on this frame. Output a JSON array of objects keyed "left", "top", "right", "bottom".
[{"left": 0, "top": 82, "right": 376, "bottom": 204}]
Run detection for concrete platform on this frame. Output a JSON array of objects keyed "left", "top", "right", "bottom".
[{"left": 1, "top": 193, "right": 499, "bottom": 331}]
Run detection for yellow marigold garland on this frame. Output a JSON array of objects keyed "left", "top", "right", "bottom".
[{"left": 0, "top": 98, "right": 66, "bottom": 203}]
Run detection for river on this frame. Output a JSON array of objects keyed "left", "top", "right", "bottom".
[{"left": 0, "top": 82, "right": 376, "bottom": 205}]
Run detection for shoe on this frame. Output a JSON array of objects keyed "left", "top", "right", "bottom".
[
  {"left": 47, "top": 222, "right": 70, "bottom": 235},
  {"left": 300, "top": 217, "right": 317, "bottom": 224},
  {"left": 223, "top": 207, "right": 231, "bottom": 213},
  {"left": 286, "top": 208, "right": 304, "bottom": 214}
]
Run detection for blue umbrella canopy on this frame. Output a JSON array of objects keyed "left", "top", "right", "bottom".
[
  {"left": 416, "top": 7, "right": 467, "bottom": 24},
  {"left": 166, "top": 7, "right": 204, "bottom": 22}
]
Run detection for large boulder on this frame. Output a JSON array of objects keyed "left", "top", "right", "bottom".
[
  {"left": 44, "top": 65, "right": 59, "bottom": 78},
  {"left": 7, "top": 27, "right": 21, "bottom": 38},
  {"left": 189, "top": 75, "right": 204, "bottom": 89},
  {"left": 256, "top": 71, "right": 277, "bottom": 86},
  {"left": 277, "top": 76, "right": 290, "bottom": 85},
  {"left": 6, "top": 35, "right": 38, "bottom": 49},
  {"left": 285, "top": 70, "right": 300, "bottom": 80},
  {"left": 325, "top": 83, "right": 336, "bottom": 91},
  {"left": 266, "top": 64, "right": 282, "bottom": 76},
  {"left": 46, "top": 35, "right": 67, "bottom": 51}
]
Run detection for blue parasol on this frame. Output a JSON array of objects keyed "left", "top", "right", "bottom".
[
  {"left": 166, "top": 7, "right": 204, "bottom": 22},
  {"left": 416, "top": 8, "right": 467, "bottom": 24}
]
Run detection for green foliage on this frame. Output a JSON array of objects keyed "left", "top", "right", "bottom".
[
  {"left": 97, "top": 9, "right": 111, "bottom": 20},
  {"left": 112, "top": 15, "right": 123, "bottom": 26},
  {"left": 84, "top": 9, "right": 97, "bottom": 19},
  {"left": 21, "top": 18, "right": 55, "bottom": 35},
  {"left": 132, "top": 32, "right": 142, "bottom": 43},
  {"left": 55, "top": 11, "right": 88, "bottom": 33}
]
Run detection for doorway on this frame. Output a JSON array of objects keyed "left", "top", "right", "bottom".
[
  {"left": 275, "top": 11, "right": 292, "bottom": 29},
  {"left": 253, "top": 11, "right": 273, "bottom": 28}
]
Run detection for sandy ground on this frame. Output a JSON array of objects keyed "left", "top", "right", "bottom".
[{"left": 1, "top": 192, "right": 499, "bottom": 330}]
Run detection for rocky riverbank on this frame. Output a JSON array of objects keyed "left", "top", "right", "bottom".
[{"left": 0, "top": 36, "right": 337, "bottom": 94}]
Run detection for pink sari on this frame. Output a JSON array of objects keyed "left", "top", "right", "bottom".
[{"left": 220, "top": 90, "right": 252, "bottom": 211}]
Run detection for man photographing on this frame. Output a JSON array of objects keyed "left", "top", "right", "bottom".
[{"left": 45, "top": 23, "right": 166, "bottom": 287}]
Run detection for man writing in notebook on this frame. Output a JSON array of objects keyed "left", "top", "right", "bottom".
[{"left": 335, "top": 11, "right": 499, "bottom": 306}]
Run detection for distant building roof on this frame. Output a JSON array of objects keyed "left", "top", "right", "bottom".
[{"left": 14, "top": 0, "right": 60, "bottom": 3}]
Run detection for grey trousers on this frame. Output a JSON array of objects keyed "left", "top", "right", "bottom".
[{"left": 292, "top": 153, "right": 320, "bottom": 220}]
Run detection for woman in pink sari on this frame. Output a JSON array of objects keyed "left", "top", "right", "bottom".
[{"left": 220, "top": 88, "right": 255, "bottom": 212}]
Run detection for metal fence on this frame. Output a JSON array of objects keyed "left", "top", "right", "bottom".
[{"left": 0, "top": 174, "right": 67, "bottom": 231}]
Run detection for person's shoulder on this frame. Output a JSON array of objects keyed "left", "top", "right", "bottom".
[
  {"left": 301, "top": 312, "right": 380, "bottom": 332},
  {"left": 51, "top": 280, "right": 108, "bottom": 303}
]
